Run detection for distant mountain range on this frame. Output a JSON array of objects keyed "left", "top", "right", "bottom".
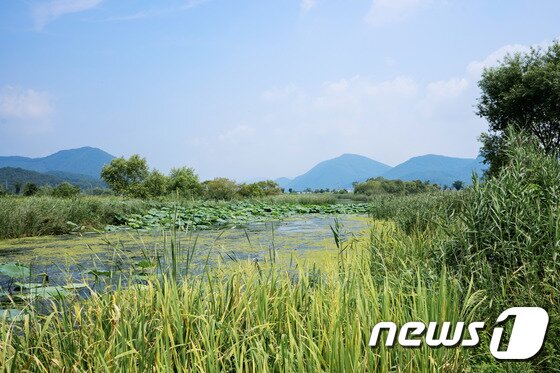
[
  {"left": 0, "top": 147, "right": 114, "bottom": 178},
  {"left": 277, "top": 153, "right": 487, "bottom": 191},
  {"left": 0, "top": 147, "right": 487, "bottom": 193},
  {"left": 0, "top": 147, "right": 114, "bottom": 191},
  {"left": 0, "top": 167, "right": 106, "bottom": 192},
  {"left": 278, "top": 154, "right": 391, "bottom": 191}
]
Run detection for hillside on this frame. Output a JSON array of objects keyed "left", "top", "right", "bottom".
[
  {"left": 0, "top": 147, "right": 115, "bottom": 178},
  {"left": 381, "top": 154, "right": 486, "bottom": 186},
  {"left": 0, "top": 167, "right": 106, "bottom": 192},
  {"left": 278, "top": 154, "right": 391, "bottom": 191}
]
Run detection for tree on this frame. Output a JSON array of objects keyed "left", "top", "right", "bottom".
[
  {"left": 477, "top": 41, "right": 560, "bottom": 176},
  {"left": 22, "top": 183, "right": 39, "bottom": 196},
  {"left": 452, "top": 180, "right": 464, "bottom": 191},
  {"left": 167, "top": 167, "right": 201, "bottom": 197},
  {"left": 203, "top": 178, "right": 239, "bottom": 200},
  {"left": 238, "top": 180, "right": 282, "bottom": 198},
  {"left": 52, "top": 182, "right": 80, "bottom": 198},
  {"left": 144, "top": 170, "right": 168, "bottom": 197},
  {"left": 100, "top": 155, "right": 149, "bottom": 196}
]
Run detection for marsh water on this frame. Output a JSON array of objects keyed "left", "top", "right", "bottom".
[{"left": 0, "top": 215, "right": 370, "bottom": 294}]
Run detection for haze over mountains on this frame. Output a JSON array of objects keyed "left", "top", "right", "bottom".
[
  {"left": 0, "top": 147, "right": 486, "bottom": 192},
  {"left": 0, "top": 147, "right": 114, "bottom": 191},
  {"left": 0, "top": 147, "right": 114, "bottom": 178},
  {"left": 276, "top": 153, "right": 486, "bottom": 191}
]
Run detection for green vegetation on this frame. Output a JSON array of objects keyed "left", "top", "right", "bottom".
[
  {"left": 115, "top": 200, "right": 372, "bottom": 231},
  {"left": 0, "top": 196, "right": 146, "bottom": 239},
  {"left": 100, "top": 155, "right": 284, "bottom": 200},
  {"left": 0, "top": 167, "right": 106, "bottom": 192},
  {"left": 353, "top": 177, "right": 440, "bottom": 195},
  {"left": 0, "top": 135, "right": 557, "bottom": 371},
  {"left": 477, "top": 40, "right": 560, "bottom": 176}
]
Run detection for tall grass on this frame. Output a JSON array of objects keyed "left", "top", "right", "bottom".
[
  {"left": 443, "top": 134, "right": 560, "bottom": 371},
  {"left": 0, "top": 221, "right": 483, "bottom": 372},
  {"left": 0, "top": 196, "right": 146, "bottom": 239}
]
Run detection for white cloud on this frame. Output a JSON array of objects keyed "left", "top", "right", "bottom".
[
  {"left": 466, "top": 39, "right": 558, "bottom": 77},
  {"left": 262, "top": 84, "right": 306, "bottom": 102},
  {"left": 218, "top": 125, "right": 255, "bottom": 144},
  {"left": 314, "top": 75, "right": 418, "bottom": 111},
  {"left": 426, "top": 78, "right": 468, "bottom": 99},
  {"left": 0, "top": 86, "right": 53, "bottom": 120},
  {"left": 466, "top": 44, "right": 531, "bottom": 77},
  {"left": 301, "top": 0, "right": 318, "bottom": 12},
  {"left": 365, "top": 0, "right": 426, "bottom": 27},
  {"left": 31, "top": 0, "right": 102, "bottom": 30}
]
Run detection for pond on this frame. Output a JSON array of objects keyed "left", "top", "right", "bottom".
[{"left": 0, "top": 215, "right": 371, "bottom": 302}]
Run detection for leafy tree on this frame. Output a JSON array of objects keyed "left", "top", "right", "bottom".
[
  {"left": 14, "top": 182, "right": 21, "bottom": 195},
  {"left": 22, "top": 183, "right": 39, "bottom": 196},
  {"left": 144, "top": 170, "right": 168, "bottom": 197},
  {"left": 354, "top": 177, "right": 439, "bottom": 196},
  {"left": 203, "top": 178, "right": 239, "bottom": 200},
  {"left": 100, "top": 155, "right": 149, "bottom": 196},
  {"left": 52, "top": 182, "right": 80, "bottom": 198},
  {"left": 452, "top": 180, "right": 464, "bottom": 191},
  {"left": 0, "top": 185, "right": 8, "bottom": 197},
  {"left": 167, "top": 167, "right": 201, "bottom": 197},
  {"left": 477, "top": 41, "right": 560, "bottom": 176},
  {"left": 238, "top": 180, "right": 282, "bottom": 198}
]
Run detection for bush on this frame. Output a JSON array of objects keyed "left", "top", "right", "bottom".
[
  {"left": 22, "top": 183, "right": 39, "bottom": 196},
  {"left": 203, "top": 178, "right": 239, "bottom": 200},
  {"left": 354, "top": 177, "right": 440, "bottom": 196},
  {"left": 52, "top": 182, "right": 81, "bottom": 198}
]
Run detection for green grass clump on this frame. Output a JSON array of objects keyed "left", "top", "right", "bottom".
[{"left": 0, "top": 196, "right": 146, "bottom": 239}]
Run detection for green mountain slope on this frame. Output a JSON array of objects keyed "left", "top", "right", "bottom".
[
  {"left": 0, "top": 167, "right": 106, "bottom": 192},
  {"left": 0, "top": 147, "right": 115, "bottom": 178}
]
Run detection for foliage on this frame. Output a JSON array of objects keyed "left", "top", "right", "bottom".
[
  {"left": 22, "top": 183, "right": 39, "bottom": 196},
  {"left": 477, "top": 40, "right": 560, "bottom": 175},
  {"left": 0, "top": 196, "right": 146, "bottom": 239},
  {"left": 451, "top": 180, "right": 464, "bottom": 190},
  {"left": 51, "top": 182, "right": 81, "bottom": 198},
  {"left": 353, "top": 177, "right": 439, "bottom": 196},
  {"left": 101, "top": 155, "right": 149, "bottom": 196},
  {"left": 144, "top": 170, "right": 168, "bottom": 198},
  {"left": 167, "top": 167, "right": 201, "bottom": 197},
  {"left": 116, "top": 200, "right": 373, "bottom": 230},
  {"left": 238, "top": 180, "right": 282, "bottom": 198},
  {"left": 0, "top": 230, "right": 481, "bottom": 371},
  {"left": 443, "top": 133, "right": 560, "bottom": 370},
  {"left": 202, "top": 178, "right": 239, "bottom": 200}
]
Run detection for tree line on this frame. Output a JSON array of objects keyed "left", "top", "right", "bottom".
[{"left": 99, "top": 155, "right": 282, "bottom": 200}]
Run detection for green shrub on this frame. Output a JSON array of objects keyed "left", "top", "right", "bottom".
[{"left": 52, "top": 182, "right": 81, "bottom": 198}]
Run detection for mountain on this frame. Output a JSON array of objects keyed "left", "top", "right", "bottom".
[
  {"left": 274, "top": 177, "right": 292, "bottom": 189},
  {"left": 381, "top": 154, "right": 486, "bottom": 187},
  {"left": 280, "top": 154, "right": 392, "bottom": 191},
  {"left": 0, "top": 147, "right": 115, "bottom": 178},
  {"left": 0, "top": 167, "right": 106, "bottom": 192}
]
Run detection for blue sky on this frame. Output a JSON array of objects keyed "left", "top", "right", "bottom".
[{"left": 1, "top": 0, "right": 559, "bottom": 181}]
